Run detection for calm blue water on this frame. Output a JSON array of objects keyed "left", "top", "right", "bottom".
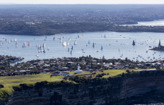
[{"left": 0, "top": 32, "right": 164, "bottom": 62}]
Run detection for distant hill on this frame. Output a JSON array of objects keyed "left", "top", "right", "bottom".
[{"left": 0, "top": 5, "right": 164, "bottom": 35}]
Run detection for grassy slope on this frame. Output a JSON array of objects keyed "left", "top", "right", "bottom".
[
  {"left": 65, "top": 69, "right": 127, "bottom": 78},
  {"left": 0, "top": 69, "right": 148, "bottom": 99},
  {"left": 0, "top": 73, "right": 63, "bottom": 88},
  {"left": 102, "top": 69, "right": 126, "bottom": 78},
  {"left": 0, "top": 73, "right": 63, "bottom": 99}
]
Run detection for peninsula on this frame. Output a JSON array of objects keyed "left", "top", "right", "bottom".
[{"left": 0, "top": 55, "right": 164, "bottom": 105}]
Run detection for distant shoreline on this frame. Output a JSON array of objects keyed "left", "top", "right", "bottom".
[
  {"left": 1, "top": 23, "right": 164, "bottom": 36},
  {"left": 0, "top": 5, "right": 164, "bottom": 35}
]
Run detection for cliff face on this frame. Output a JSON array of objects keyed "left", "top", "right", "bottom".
[
  {"left": 119, "top": 71, "right": 164, "bottom": 104},
  {"left": 120, "top": 76, "right": 164, "bottom": 99},
  {"left": 6, "top": 79, "right": 119, "bottom": 105},
  {"left": 7, "top": 88, "right": 62, "bottom": 105},
  {"left": 6, "top": 71, "right": 164, "bottom": 105}
]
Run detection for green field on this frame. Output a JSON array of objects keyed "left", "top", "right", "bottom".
[
  {"left": 0, "top": 73, "right": 64, "bottom": 99},
  {"left": 102, "top": 69, "right": 126, "bottom": 78},
  {"left": 65, "top": 69, "right": 127, "bottom": 78},
  {"left": 0, "top": 69, "right": 136, "bottom": 99},
  {"left": 0, "top": 73, "right": 63, "bottom": 88}
]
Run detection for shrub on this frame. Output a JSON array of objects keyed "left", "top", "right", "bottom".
[{"left": 0, "top": 84, "right": 4, "bottom": 88}]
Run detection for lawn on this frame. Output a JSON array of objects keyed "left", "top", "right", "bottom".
[
  {"left": 65, "top": 69, "right": 127, "bottom": 79},
  {"left": 65, "top": 70, "right": 92, "bottom": 76},
  {"left": 102, "top": 69, "right": 127, "bottom": 78},
  {"left": 0, "top": 73, "right": 64, "bottom": 98},
  {"left": 0, "top": 73, "right": 63, "bottom": 88}
]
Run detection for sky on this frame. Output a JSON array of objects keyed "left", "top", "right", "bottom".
[{"left": 0, "top": 0, "right": 164, "bottom": 4}]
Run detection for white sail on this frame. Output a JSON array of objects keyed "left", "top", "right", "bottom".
[
  {"left": 74, "top": 40, "right": 77, "bottom": 45},
  {"left": 62, "top": 41, "right": 67, "bottom": 47}
]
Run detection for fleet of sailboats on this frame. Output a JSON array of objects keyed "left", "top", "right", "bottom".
[{"left": 0, "top": 34, "right": 163, "bottom": 61}]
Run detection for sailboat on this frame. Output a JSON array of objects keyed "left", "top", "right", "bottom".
[
  {"left": 93, "top": 43, "right": 95, "bottom": 48},
  {"left": 43, "top": 49, "right": 46, "bottom": 53},
  {"left": 81, "top": 49, "right": 85, "bottom": 53},
  {"left": 62, "top": 41, "right": 67, "bottom": 47},
  {"left": 38, "top": 45, "right": 41, "bottom": 53},
  {"left": 22, "top": 42, "right": 26, "bottom": 48},
  {"left": 36, "top": 54, "right": 39, "bottom": 58},
  {"left": 101, "top": 45, "right": 103, "bottom": 51},
  {"left": 71, "top": 46, "right": 73, "bottom": 50},
  {"left": 14, "top": 38, "right": 17, "bottom": 42},
  {"left": 28, "top": 42, "right": 30, "bottom": 46},
  {"left": 43, "top": 43, "right": 46, "bottom": 53},
  {"left": 43, "top": 43, "right": 46, "bottom": 49},
  {"left": 53, "top": 37, "right": 55, "bottom": 40},
  {"left": 132, "top": 40, "right": 135, "bottom": 46},
  {"left": 74, "top": 40, "right": 77, "bottom": 45},
  {"left": 67, "top": 39, "right": 71, "bottom": 46}
]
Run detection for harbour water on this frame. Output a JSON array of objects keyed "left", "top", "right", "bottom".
[
  {"left": 123, "top": 20, "right": 164, "bottom": 26},
  {"left": 0, "top": 31, "right": 164, "bottom": 62}
]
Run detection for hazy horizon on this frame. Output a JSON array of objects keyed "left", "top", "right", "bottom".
[{"left": 0, "top": 0, "right": 164, "bottom": 4}]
